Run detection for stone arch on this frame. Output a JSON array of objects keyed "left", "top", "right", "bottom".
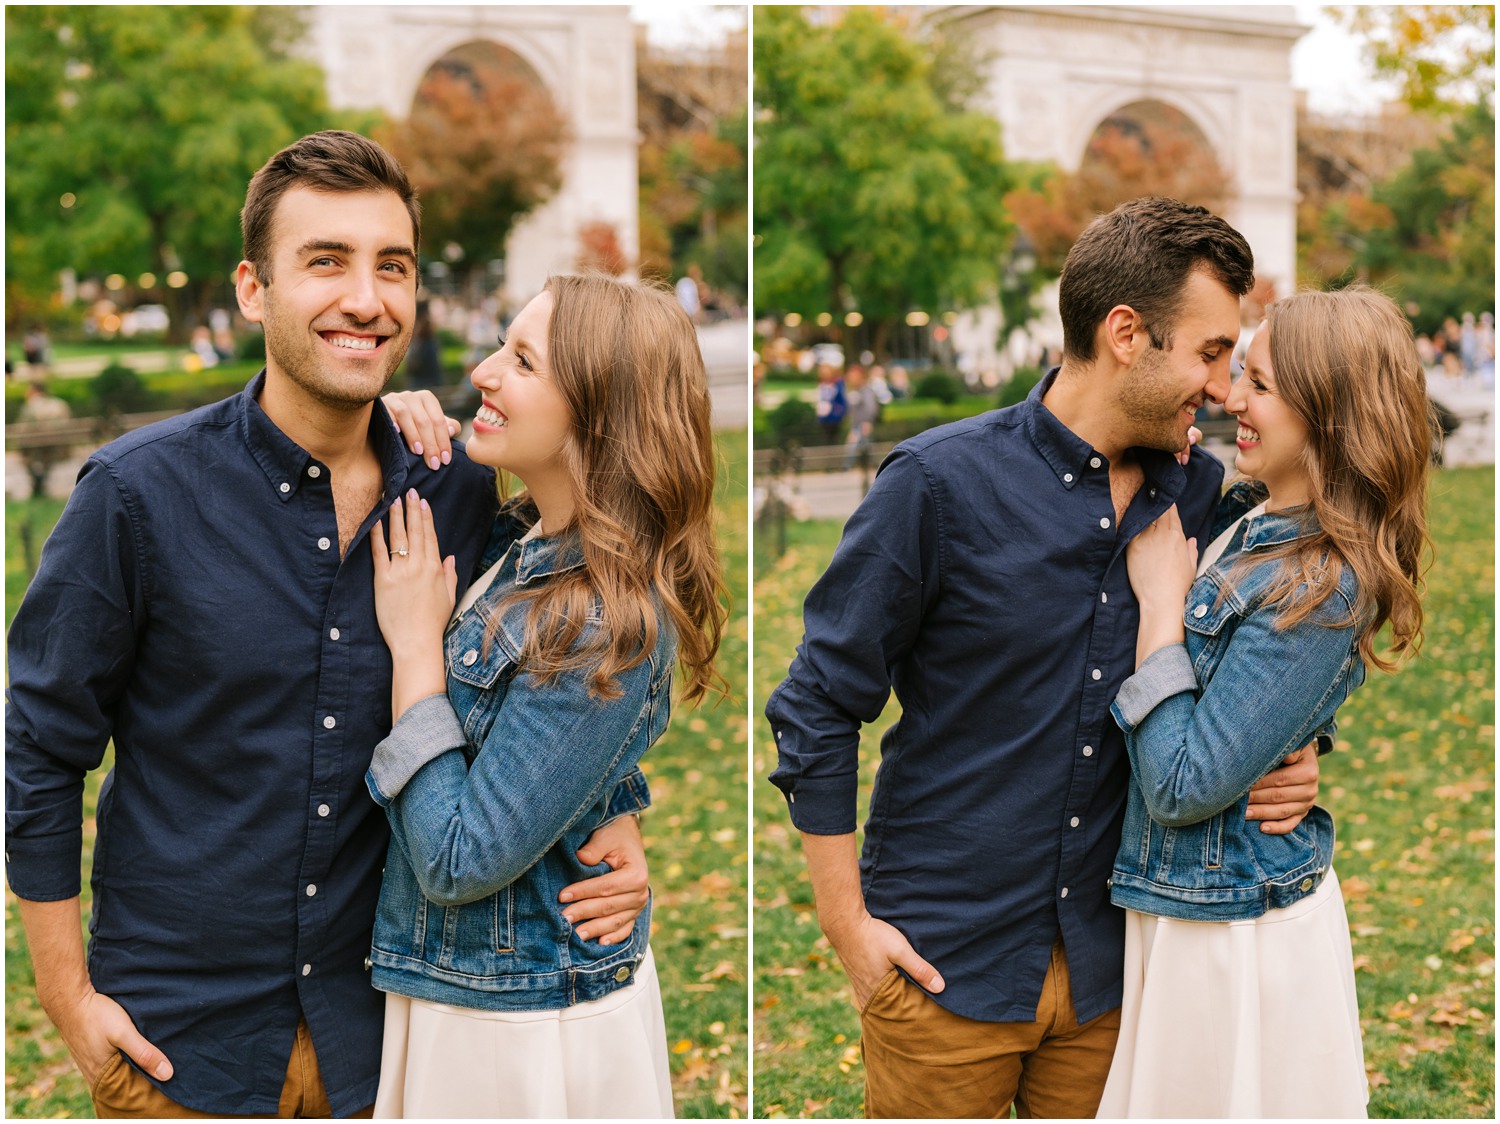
[
  {"left": 1066, "top": 92, "right": 1232, "bottom": 179},
  {"left": 392, "top": 30, "right": 567, "bottom": 124}
]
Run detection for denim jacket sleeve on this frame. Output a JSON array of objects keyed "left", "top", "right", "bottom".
[
  {"left": 5, "top": 459, "right": 143, "bottom": 900},
  {"left": 365, "top": 652, "right": 662, "bottom": 907},
  {"left": 765, "top": 449, "right": 940, "bottom": 835},
  {"left": 1110, "top": 591, "right": 1358, "bottom": 828}
]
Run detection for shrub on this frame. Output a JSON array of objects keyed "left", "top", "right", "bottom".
[
  {"left": 913, "top": 370, "right": 963, "bottom": 404},
  {"left": 767, "top": 397, "right": 820, "bottom": 447},
  {"left": 997, "top": 365, "right": 1043, "bottom": 408},
  {"left": 91, "top": 363, "right": 152, "bottom": 415}
]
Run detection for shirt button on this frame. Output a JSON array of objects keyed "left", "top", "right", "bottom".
[
  {"left": 1090, "top": 456, "right": 1102, "bottom": 468},
  {"left": 1060, "top": 887, "right": 1070, "bottom": 898},
  {"left": 1083, "top": 745, "right": 1094, "bottom": 757},
  {"left": 1070, "top": 816, "right": 1080, "bottom": 828},
  {"left": 318, "top": 536, "right": 332, "bottom": 551},
  {"left": 306, "top": 884, "right": 317, "bottom": 897},
  {"left": 329, "top": 627, "right": 340, "bottom": 641},
  {"left": 1193, "top": 604, "right": 1209, "bottom": 618},
  {"left": 1091, "top": 669, "right": 1102, "bottom": 681},
  {"left": 318, "top": 804, "right": 330, "bottom": 817},
  {"left": 461, "top": 650, "right": 479, "bottom": 667},
  {"left": 1063, "top": 473, "right": 1074, "bottom": 483},
  {"left": 1099, "top": 517, "right": 1111, "bottom": 529},
  {"left": 613, "top": 965, "right": 632, "bottom": 983},
  {"left": 1150, "top": 488, "right": 1158, "bottom": 498},
  {"left": 323, "top": 715, "right": 337, "bottom": 729},
  {"left": 1101, "top": 592, "right": 1108, "bottom": 604},
  {"left": 307, "top": 465, "right": 322, "bottom": 478},
  {"left": 279, "top": 482, "right": 291, "bottom": 494},
  {"left": 302, "top": 964, "right": 312, "bottom": 976}
]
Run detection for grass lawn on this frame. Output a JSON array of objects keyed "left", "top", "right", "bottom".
[
  {"left": 752, "top": 465, "right": 1494, "bottom": 1119},
  {"left": 5, "top": 431, "right": 750, "bottom": 1118}
]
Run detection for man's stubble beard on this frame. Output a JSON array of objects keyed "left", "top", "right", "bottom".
[{"left": 1118, "top": 344, "right": 1192, "bottom": 454}]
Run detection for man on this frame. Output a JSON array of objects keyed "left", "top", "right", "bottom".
[
  {"left": 6, "top": 132, "right": 646, "bottom": 1118},
  {"left": 766, "top": 198, "right": 1321, "bottom": 1118}
]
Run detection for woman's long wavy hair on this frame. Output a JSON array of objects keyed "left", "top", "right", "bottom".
[
  {"left": 1232, "top": 286, "right": 1432, "bottom": 671},
  {"left": 490, "top": 273, "right": 727, "bottom": 703}
]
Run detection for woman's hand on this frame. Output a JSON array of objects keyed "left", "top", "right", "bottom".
[
  {"left": 1126, "top": 505, "right": 1197, "bottom": 667},
  {"left": 371, "top": 489, "right": 457, "bottom": 719},
  {"left": 1126, "top": 504, "right": 1197, "bottom": 611},
  {"left": 383, "top": 391, "right": 460, "bottom": 471}
]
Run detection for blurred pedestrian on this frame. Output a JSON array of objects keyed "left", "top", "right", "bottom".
[
  {"left": 842, "top": 366, "right": 881, "bottom": 470},
  {"left": 23, "top": 324, "right": 50, "bottom": 373},
  {"left": 814, "top": 362, "right": 846, "bottom": 443},
  {"left": 404, "top": 303, "right": 443, "bottom": 389},
  {"left": 18, "top": 381, "right": 72, "bottom": 499}
]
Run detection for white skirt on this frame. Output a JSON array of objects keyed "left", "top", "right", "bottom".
[
  {"left": 1098, "top": 869, "right": 1368, "bottom": 1119},
  {"left": 373, "top": 947, "right": 675, "bottom": 1118}
]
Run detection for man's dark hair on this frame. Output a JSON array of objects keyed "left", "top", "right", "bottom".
[
  {"left": 1057, "top": 197, "right": 1254, "bottom": 363},
  {"left": 241, "top": 130, "right": 420, "bottom": 284}
]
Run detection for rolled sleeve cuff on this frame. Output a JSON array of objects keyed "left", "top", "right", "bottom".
[
  {"left": 1112, "top": 643, "right": 1199, "bottom": 732},
  {"left": 5, "top": 829, "right": 86, "bottom": 901},
  {"left": 778, "top": 773, "right": 859, "bottom": 835},
  {"left": 365, "top": 694, "right": 467, "bottom": 806},
  {"left": 599, "top": 768, "right": 652, "bottom": 827}
]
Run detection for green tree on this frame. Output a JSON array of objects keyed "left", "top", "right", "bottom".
[
  {"left": 5, "top": 6, "right": 333, "bottom": 336},
  {"left": 754, "top": 6, "right": 1014, "bottom": 359},
  {"left": 1356, "top": 101, "right": 1495, "bottom": 331}
]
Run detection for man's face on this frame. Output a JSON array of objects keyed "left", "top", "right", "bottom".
[
  {"left": 1119, "top": 268, "right": 1240, "bottom": 453},
  {"left": 237, "top": 186, "right": 417, "bottom": 410}
]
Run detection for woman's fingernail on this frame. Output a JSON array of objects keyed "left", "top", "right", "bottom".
[
  {"left": 559, "top": 890, "right": 574, "bottom": 902},
  {"left": 413, "top": 442, "right": 424, "bottom": 456},
  {"left": 420, "top": 498, "right": 430, "bottom": 512},
  {"left": 441, "top": 450, "right": 451, "bottom": 465},
  {"left": 429, "top": 455, "right": 440, "bottom": 470}
]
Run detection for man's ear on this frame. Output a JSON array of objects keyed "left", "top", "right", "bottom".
[
  {"left": 1102, "top": 304, "right": 1145, "bottom": 366},
  {"left": 235, "top": 261, "right": 265, "bottom": 324}
]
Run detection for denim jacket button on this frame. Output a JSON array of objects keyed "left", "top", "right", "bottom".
[
  {"left": 613, "top": 965, "right": 632, "bottom": 983},
  {"left": 1193, "top": 604, "right": 1209, "bottom": 618},
  {"left": 462, "top": 649, "right": 479, "bottom": 667},
  {"left": 363, "top": 957, "right": 372, "bottom": 971},
  {"left": 1299, "top": 877, "right": 1314, "bottom": 892}
]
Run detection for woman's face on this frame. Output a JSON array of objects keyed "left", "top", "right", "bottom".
[
  {"left": 1226, "top": 325, "right": 1311, "bottom": 508},
  {"left": 467, "top": 291, "right": 573, "bottom": 484}
]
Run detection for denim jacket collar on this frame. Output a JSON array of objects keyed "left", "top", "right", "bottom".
[
  {"left": 1239, "top": 504, "right": 1321, "bottom": 553},
  {"left": 1024, "top": 368, "right": 1188, "bottom": 499},
  {"left": 513, "top": 530, "right": 586, "bottom": 586}
]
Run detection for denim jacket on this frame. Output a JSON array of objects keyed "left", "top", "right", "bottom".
[
  {"left": 1109, "top": 486, "right": 1365, "bottom": 921},
  {"left": 364, "top": 502, "right": 675, "bottom": 1009}
]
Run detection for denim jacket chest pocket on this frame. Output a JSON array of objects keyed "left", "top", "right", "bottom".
[{"left": 1181, "top": 571, "right": 1245, "bottom": 684}]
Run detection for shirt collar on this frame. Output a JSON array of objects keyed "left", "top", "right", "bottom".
[
  {"left": 239, "top": 370, "right": 413, "bottom": 502},
  {"left": 1023, "top": 367, "right": 1187, "bottom": 499}
]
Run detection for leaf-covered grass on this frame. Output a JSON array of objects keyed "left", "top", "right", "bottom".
[
  {"left": 5, "top": 431, "right": 750, "bottom": 1118},
  {"left": 752, "top": 466, "right": 1494, "bottom": 1119}
]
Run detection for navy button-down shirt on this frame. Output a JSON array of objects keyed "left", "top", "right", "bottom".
[
  {"left": 5, "top": 373, "right": 497, "bottom": 1116},
  {"left": 766, "top": 372, "right": 1223, "bottom": 1025}
]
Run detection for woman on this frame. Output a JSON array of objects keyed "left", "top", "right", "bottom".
[
  {"left": 365, "top": 274, "right": 725, "bottom": 1118},
  {"left": 1098, "top": 286, "right": 1431, "bottom": 1117}
]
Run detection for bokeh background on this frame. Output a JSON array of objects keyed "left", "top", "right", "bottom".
[
  {"left": 751, "top": 5, "right": 1493, "bottom": 1118},
  {"left": 5, "top": 4, "right": 750, "bottom": 1117}
]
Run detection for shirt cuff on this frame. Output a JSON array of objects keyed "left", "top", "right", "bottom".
[
  {"left": 366, "top": 694, "right": 467, "bottom": 806},
  {"left": 778, "top": 773, "right": 860, "bottom": 835},
  {"left": 1112, "top": 644, "right": 1199, "bottom": 732},
  {"left": 4, "top": 830, "right": 85, "bottom": 902}
]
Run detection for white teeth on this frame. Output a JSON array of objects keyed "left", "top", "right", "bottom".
[
  {"left": 1237, "top": 425, "right": 1259, "bottom": 442},
  {"left": 476, "top": 405, "right": 507, "bottom": 427},
  {"left": 327, "top": 334, "right": 378, "bottom": 351}
]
